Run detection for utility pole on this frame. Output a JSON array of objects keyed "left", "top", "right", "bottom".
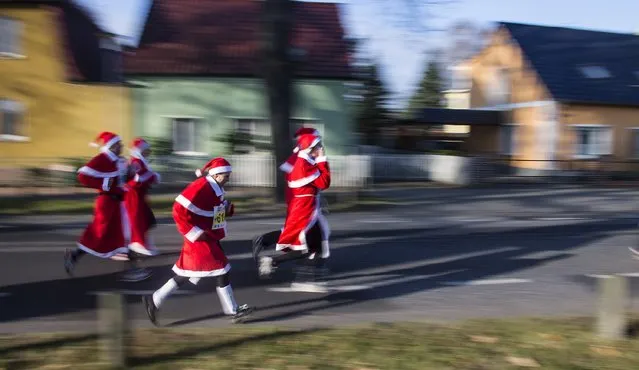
[{"left": 262, "top": 0, "right": 293, "bottom": 203}]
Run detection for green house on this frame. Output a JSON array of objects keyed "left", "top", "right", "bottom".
[{"left": 124, "top": 0, "right": 355, "bottom": 157}]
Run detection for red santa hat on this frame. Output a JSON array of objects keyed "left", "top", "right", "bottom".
[
  {"left": 294, "top": 127, "right": 320, "bottom": 139},
  {"left": 89, "top": 131, "right": 121, "bottom": 150},
  {"left": 195, "top": 157, "right": 232, "bottom": 178},
  {"left": 292, "top": 127, "right": 320, "bottom": 153},
  {"left": 296, "top": 133, "right": 322, "bottom": 153},
  {"left": 129, "top": 137, "right": 150, "bottom": 158}
]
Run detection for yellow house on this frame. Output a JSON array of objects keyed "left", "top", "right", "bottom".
[
  {"left": 0, "top": 0, "right": 130, "bottom": 165},
  {"left": 440, "top": 22, "right": 639, "bottom": 175}
]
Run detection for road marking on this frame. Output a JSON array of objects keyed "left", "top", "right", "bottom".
[
  {"left": 88, "top": 290, "right": 196, "bottom": 296},
  {"left": 443, "top": 278, "right": 532, "bottom": 286},
  {"left": 325, "top": 247, "right": 520, "bottom": 279},
  {"left": 0, "top": 247, "right": 254, "bottom": 260},
  {"left": 617, "top": 273, "right": 639, "bottom": 277},
  {"left": 534, "top": 217, "right": 586, "bottom": 221},
  {"left": 585, "top": 274, "right": 614, "bottom": 279},
  {"left": 267, "top": 271, "right": 465, "bottom": 293},
  {"left": 514, "top": 251, "right": 572, "bottom": 260},
  {"left": 266, "top": 285, "right": 372, "bottom": 293},
  {"left": 356, "top": 219, "right": 409, "bottom": 224},
  {"left": 453, "top": 218, "right": 502, "bottom": 223}
]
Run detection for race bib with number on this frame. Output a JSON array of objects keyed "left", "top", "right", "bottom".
[{"left": 212, "top": 205, "right": 226, "bottom": 230}]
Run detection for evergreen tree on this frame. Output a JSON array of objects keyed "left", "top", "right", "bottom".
[
  {"left": 355, "top": 63, "right": 391, "bottom": 145},
  {"left": 404, "top": 61, "right": 444, "bottom": 118}
]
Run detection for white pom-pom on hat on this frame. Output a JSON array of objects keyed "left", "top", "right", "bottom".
[{"left": 195, "top": 168, "right": 203, "bottom": 177}]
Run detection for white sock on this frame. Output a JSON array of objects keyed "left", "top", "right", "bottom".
[
  {"left": 152, "top": 278, "right": 179, "bottom": 308},
  {"left": 216, "top": 284, "right": 238, "bottom": 315}
]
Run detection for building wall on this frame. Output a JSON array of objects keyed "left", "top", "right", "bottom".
[
  {"left": 466, "top": 28, "right": 559, "bottom": 172},
  {"left": 557, "top": 104, "right": 639, "bottom": 171},
  {"left": 0, "top": 6, "right": 130, "bottom": 164},
  {"left": 129, "top": 77, "right": 355, "bottom": 156}
]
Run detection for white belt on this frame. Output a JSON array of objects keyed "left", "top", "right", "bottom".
[{"left": 294, "top": 194, "right": 317, "bottom": 198}]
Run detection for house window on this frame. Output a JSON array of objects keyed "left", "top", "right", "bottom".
[
  {"left": 233, "top": 119, "right": 272, "bottom": 154},
  {"left": 0, "top": 100, "right": 26, "bottom": 141},
  {"left": 0, "top": 17, "right": 21, "bottom": 57},
  {"left": 572, "top": 125, "right": 612, "bottom": 158},
  {"left": 629, "top": 129, "right": 639, "bottom": 158},
  {"left": 578, "top": 66, "right": 611, "bottom": 79},
  {"left": 499, "top": 124, "right": 517, "bottom": 155},
  {"left": 172, "top": 118, "right": 206, "bottom": 154},
  {"left": 488, "top": 67, "right": 510, "bottom": 106}
]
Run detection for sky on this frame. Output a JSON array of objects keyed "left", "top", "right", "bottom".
[{"left": 75, "top": 0, "right": 639, "bottom": 108}]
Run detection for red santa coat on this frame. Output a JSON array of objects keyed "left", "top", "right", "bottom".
[
  {"left": 278, "top": 151, "right": 331, "bottom": 243},
  {"left": 76, "top": 150, "right": 131, "bottom": 259},
  {"left": 276, "top": 151, "right": 331, "bottom": 257},
  {"left": 278, "top": 152, "right": 298, "bottom": 206},
  {"left": 172, "top": 176, "right": 234, "bottom": 277},
  {"left": 125, "top": 154, "right": 161, "bottom": 256}
]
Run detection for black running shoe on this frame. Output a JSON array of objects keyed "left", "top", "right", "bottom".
[
  {"left": 231, "top": 304, "right": 254, "bottom": 324},
  {"left": 142, "top": 295, "right": 158, "bottom": 326}
]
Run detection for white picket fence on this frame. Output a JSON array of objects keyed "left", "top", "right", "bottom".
[
  {"left": 0, "top": 154, "right": 479, "bottom": 188},
  {"left": 154, "top": 155, "right": 373, "bottom": 188}
]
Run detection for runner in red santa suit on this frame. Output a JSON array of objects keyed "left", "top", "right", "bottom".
[
  {"left": 142, "top": 158, "right": 253, "bottom": 325},
  {"left": 257, "top": 133, "right": 331, "bottom": 290},
  {"left": 122, "top": 138, "right": 161, "bottom": 280},
  {"left": 64, "top": 132, "right": 144, "bottom": 278},
  {"left": 251, "top": 127, "right": 324, "bottom": 260}
]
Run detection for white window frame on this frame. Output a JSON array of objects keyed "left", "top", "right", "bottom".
[
  {"left": 570, "top": 124, "right": 613, "bottom": 159},
  {"left": 169, "top": 116, "right": 207, "bottom": 156},
  {"left": 0, "top": 17, "right": 24, "bottom": 58},
  {"left": 499, "top": 123, "right": 518, "bottom": 156},
  {"left": 0, "top": 99, "right": 27, "bottom": 142}
]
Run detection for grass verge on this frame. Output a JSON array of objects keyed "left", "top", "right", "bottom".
[
  {"left": 1, "top": 318, "right": 639, "bottom": 369},
  {"left": 0, "top": 193, "right": 392, "bottom": 216}
]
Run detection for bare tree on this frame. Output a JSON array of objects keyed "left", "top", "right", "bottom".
[
  {"left": 432, "top": 20, "right": 490, "bottom": 89},
  {"left": 262, "top": 0, "right": 457, "bottom": 202}
]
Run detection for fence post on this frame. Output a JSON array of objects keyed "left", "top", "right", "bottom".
[
  {"left": 98, "top": 293, "right": 129, "bottom": 368},
  {"left": 596, "top": 275, "right": 628, "bottom": 339}
]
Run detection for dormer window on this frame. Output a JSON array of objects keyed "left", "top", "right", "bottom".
[{"left": 579, "top": 65, "right": 611, "bottom": 79}]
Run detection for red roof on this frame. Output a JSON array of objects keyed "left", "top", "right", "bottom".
[{"left": 124, "top": 0, "right": 352, "bottom": 79}]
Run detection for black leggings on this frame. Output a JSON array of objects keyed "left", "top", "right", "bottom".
[
  {"left": 272, "top": 223, "right": 325, "bottom": 267},
  {"left": 260, "top": 230, "right": 282, "bottom": 247},
  {"left": 173, "top": 273, "right": 230, "bottom": 288}
]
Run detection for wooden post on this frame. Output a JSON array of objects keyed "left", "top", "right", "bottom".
[
  {"left": 596, "top": 275, "right": 628, "bottom": 339},
  {"left": 98, "top": 293, "right": 129, "bottom": 368}
]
